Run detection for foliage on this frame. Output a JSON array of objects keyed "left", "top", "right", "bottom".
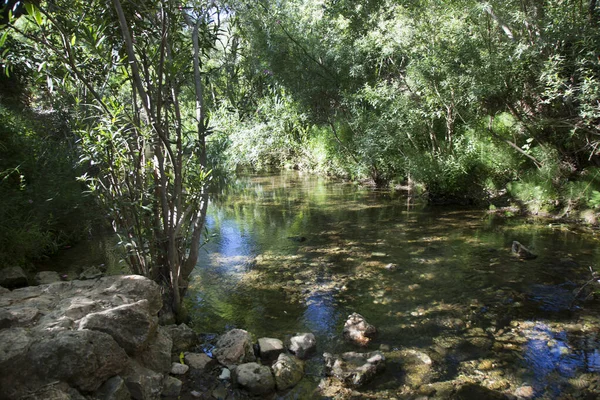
[
  {"left": 1, "top": 0, "right": 221, "bottom": 314},
  {"left": 0, "top": 104, "right": 93, "bottom": 268}
]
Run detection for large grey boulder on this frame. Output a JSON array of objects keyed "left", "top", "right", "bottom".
[
  {"left": 287, "top": 333, "right": 316, "bottom": 359},
  {"left": 123, "top": 362, "right": 163, "bottom": 400},
  {"left": 0, "top": 275, "right": 165, "bottom": 399},
  {"left": 0, "top": 266, "right": 28, "bottom": 289},
  {"left": 29, "top": 329, "right": 129, "bottom": 392},
  {"left": 258, "top": 337, "right": 284, "bottom": 362},
  {"left": 19, "top": 382, "right": 87, "bottom": 400},
  {"left": 79, "top": 300, "right": 158, "bottom": 355},
  {"left": 233, "top": 362, "right": 275, "bottom": 395},
  {"left": 213, "top": 329, "right": 256, "bottom": 365},
  {"left": 134, "top": 326, "right": 172, "bottom": 374},
  {"left": 343, "top": 313, "right": 377, "bottom": 346},
  {"left": 272, "top": 353, "right": 304, "bottom": 391},
  {"left": 323, "top": 351, "right": 385, "bottom": 388},
  {"left": 94, "top": 376, "right": 131, "bottom": 400}
]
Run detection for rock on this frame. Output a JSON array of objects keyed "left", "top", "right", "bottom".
[
  {"left": 399, "top": 349, "right": 433, "bottom": 388},
  {"left": 514, "top": 385, "right": 535, "bottom": 398},
  {"left": 0, "top": 266, "right": 28, "bottom": 289},
  {"left": 287, "top": 333, "right": 317, "bottom": 359},
  {"left": 79, "top": 300, "right": 158, "bottom": 355},
  {"left": 323, "top": 351, "right": 385, "bottom": 388},
  {"left": 233, "top": 362, "right": 276, "bottom": 395},
  {"left": 0, "top": 275, "right": 164, "bottom": 399},
  {"left": 272, "top": 353, "right": 304, "bottom": 391},
  {"left": 134, "top": 326, "right": 172, "bottom": 374},
  {"left": 34, "top": 271, "right": 61, "bottom": 285},
  {"left": 219, "top": 368, "right": 231, "bottom": 380},
  {"left": 258, "top": 337, "right": 284, "bottom": 362},
  {"left": 0, "top": 286, "right": 9, "bottom": 295},
  {"left": 95, "top": 376, "right": 131, "bottom": 400},
  {"left": 29, "top": 329, "right": 129, "bottom": 392},
  {"left": 162, "top": 376, "right": 182, "bottom": 397},
  {"left": 19, "top": 382, "right": 87, "bottom": 400},
  {"left": 384, "top": 263, "right": 398, "bottom": 271},
  {"left": 164, "top": 323, "right": 198, "bottom": 353},
  {"left": 79, "top": 266, "right": 104, "bottom": 280},
  {"left": 123, "top": 362, "right": 163, "bottom": 400},
  {"left": 343, "top": 313, "right": 377, "bottom": 346},
  {"left": 213, "top": 329, "right": 256, "bottom": 365},
  {"left": 184, "top": 352, "right": 215, "bottom": 371},
  {"left": 170, "top": 362, "right": 189, "bottom": 375},
  {"left": 511, "top": 241, "right": 537, "bottom": 260}
]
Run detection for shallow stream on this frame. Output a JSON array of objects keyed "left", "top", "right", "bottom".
[{"left": 186, "top": 173, "right": 600, "bottom": 399}]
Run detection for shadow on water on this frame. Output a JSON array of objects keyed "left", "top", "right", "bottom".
[{"left": 185, "top": 172, "right": 600, "bottom": 399}]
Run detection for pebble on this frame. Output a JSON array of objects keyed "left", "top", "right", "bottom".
[
  {"left": 219, "top": 368, "right": 231, "bottom": 380},
  {"left": 170, "top": 363, "right": 189, "bottom": 375},
  {"left": 514, "top": 385, "right": 534, "bottom": 398}
]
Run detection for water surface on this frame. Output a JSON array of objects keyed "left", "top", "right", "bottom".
[{"left": 187, "top": 173, "right": 600, "bottom": 399}]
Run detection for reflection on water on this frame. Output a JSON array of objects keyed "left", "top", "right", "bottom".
[{"left": 186, "top": 172, "right": 600, "bottom": 398}]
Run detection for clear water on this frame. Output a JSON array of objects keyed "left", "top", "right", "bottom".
[{"left": 186, "top": 172, "right": 600, "bottom": 398}]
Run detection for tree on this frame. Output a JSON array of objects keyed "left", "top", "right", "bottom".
[{"left": 2, "top": 0, "right": 222, "bottom": 316}]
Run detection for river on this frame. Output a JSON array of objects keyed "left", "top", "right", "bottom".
[{"left": 186, "top": 172, "right": 600, "bottom": 399}]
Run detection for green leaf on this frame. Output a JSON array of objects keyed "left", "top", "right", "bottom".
[
  {"left": 0, "top": 30, "right": 9, "bottom": 48},
  {"left": 71, "top": 34, "right": 76, "bottom": 46}
]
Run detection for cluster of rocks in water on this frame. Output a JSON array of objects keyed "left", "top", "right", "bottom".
[{"left": 0, "top": 269, "right": 387, "bottom": 400}]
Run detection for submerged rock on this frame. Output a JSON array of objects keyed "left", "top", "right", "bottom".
[
  {"left": 272, "top": 353, "right": 304, "bottom": 391},
  {"left": 511, "top": 241, "right": 537, "bottom": 260},
  {"left": 323, "top": 351, "right": 385, "bottom": 388},
  {"left": 233, "top": 362, "right": 276, "bottom": 395},
  {"left": 213, "top": 329, "right": 256, "bottom": 365},
  {"left": 287, "top": 332, "right": 317, "bottom": 359},
  {"left": 343, "top": 313, "right": 377, "bottom": 346}
]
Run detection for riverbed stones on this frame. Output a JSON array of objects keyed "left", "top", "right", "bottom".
[
  {"left": 213, "top": 329, "right": 256, "bottom": 365},
  {"left": 399, "top": 349, "right": 434, "bottom": 388},
  {"left": 170, "top": 362, "right": 189, "bottom": 375},
  {"left": 0, "top": 266, "right": 28, "bottom": 288},
  {"left": 323, "top": 351, "right": 385, "bottom": 388},
  {"left": 162, "top": 376, "right": 183, "bottom": 397},
  {"left": 233, "top": 362, "right": 276, "bottom": 394},
  {"left": 287, "top": 332, "right": 317, "bottom": 359},
  {"left": 258, "top": 337, "right": 284, "bottom": 362},
  {"left": 185, "top": 352, "right": 215, "bottom": 371},
  {"left": 79, "top": 299, "right": 158, "bottom": 355},
  {"left": 272, "top": 353, "right": 304, "bottom": 391},
  {"left": 343, "top": 313, "right": 377, "bottom": 346}
]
